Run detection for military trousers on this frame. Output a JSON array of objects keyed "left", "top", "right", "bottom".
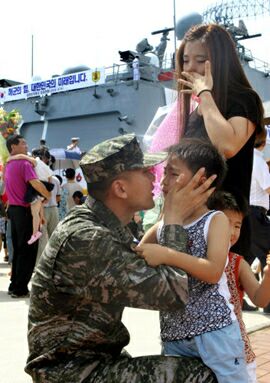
[{"left": 87, "top": 355, "right": 217, "bottom": 383}]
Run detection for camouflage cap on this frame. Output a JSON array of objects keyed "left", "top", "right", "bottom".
[{"left": 80, "top": 133, "right": 167, "bottom": 183}]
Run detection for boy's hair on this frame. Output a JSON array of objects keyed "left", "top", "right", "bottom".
[
  {"left": 168, "top": 138, "right": 227, "bottom": 189},
  {"left": 72, "top": 191, "right": 84, "bottom": 200},
  {"left": 207, "top": 190, "right": 249, "bottom": 217},
  {"left": 65, "top": 168, "right": 76, "bottom": 180},
  {"left": 6, "top": 134, "right": 24, "bottom": 153}
]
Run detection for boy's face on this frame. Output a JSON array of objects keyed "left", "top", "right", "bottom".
[
  {"left": 161, "top": 155, "right": 193, "bottom": 196},
  {"left": 223, "top": 209, "right": 243, "bottom": 247},
  {"left": 74, "top": 196, "right": 81, "bottom": 205}
]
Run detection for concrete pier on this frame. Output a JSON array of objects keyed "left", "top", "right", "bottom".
[{"left": 1, "top": 261, "right": 270, "bottom": 383}]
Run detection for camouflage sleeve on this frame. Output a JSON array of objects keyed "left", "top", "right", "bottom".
[
  {"left": 54, "top": 226, "right": 188, "bottom": 312},
  {"left": 159, "top": 224, "right": 188, "bottom": 252}
]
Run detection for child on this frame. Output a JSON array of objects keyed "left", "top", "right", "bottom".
[
  {"left": 208, "top": 190, "right": 270, "bottom": 383},
  {"left": 72, "top": 190, "right": 86, "bottom": 206},
  {"left": 136, "top": 138, "right": 249, "bottom": 382},
  {"left": 7, "top": 148, "right": 54, "bottom": 244}
]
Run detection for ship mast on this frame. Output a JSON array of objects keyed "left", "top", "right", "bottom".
[
  {"left": 173, "top": 0, "right": 177, "bottom": 53},
  {"left": 31, "top": 34, "right": 34, "bottom": 78}
]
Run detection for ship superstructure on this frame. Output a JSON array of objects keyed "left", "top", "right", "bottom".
[{"left": 1, "top": 0, "right": 270, "bottom": 151}]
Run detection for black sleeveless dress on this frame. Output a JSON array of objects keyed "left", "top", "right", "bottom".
[{"left": 183, "top": 93, "right": 260, "bottom": 262}]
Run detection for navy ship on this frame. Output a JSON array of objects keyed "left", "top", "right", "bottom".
[{"left": 1, "top": 0, "right": 270, "bottom": 153}]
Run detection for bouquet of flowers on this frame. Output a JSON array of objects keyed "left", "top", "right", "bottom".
[
  {"left": 0, "top": 107, "right": 22, "bottom": 163},
  {"left": 0, "top": 107, "right": 22, "bottom": 139}
]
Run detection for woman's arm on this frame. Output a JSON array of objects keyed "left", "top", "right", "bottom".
[
  {"left": 239, "top": 255, "right": 270, "bottom": 307},
  {"left": 198, "top": 94, "right": 255, "bottom": 158},
  {"left": 136, "top": 212, "right": 230, "bottom": 284}
]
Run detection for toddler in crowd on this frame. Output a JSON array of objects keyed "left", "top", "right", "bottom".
[
  {"left": 136, "top": 138, "right": 248, "bottom": 382},
  {"left": 7, "top": 148, "right": 54, "bottom": 244},
  {"left": 208, "top": 190, "right": 270, "bottom": 383}
]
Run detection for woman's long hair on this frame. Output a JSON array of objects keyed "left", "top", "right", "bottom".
[{"left": 176, "top": 23, "right": 264, "bottom": 138}]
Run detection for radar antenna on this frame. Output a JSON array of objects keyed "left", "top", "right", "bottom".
[
  {"left": 203, "top": 0, "right": 270, "bottom": 73},
  {"left": 203, "top": 0, "right": 270, "bottom": 25}
]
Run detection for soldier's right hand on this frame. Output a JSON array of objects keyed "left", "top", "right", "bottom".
[{"left": 163, "top": 168, "right": 216, "bottom": 225}]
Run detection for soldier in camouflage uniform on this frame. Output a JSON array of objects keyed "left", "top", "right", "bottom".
[{"left": 25, "top": 134, "right": 217, "bottom": 382}]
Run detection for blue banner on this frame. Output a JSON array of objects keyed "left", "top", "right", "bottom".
[{"left": 0, "top": 68, "right": 105, "bottom": 103}]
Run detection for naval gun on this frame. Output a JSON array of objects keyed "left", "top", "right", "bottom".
[{"left": 118, "top": 36, "right": 161, "bottom": 82}]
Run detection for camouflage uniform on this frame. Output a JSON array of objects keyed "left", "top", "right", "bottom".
[{"left": 25, "top": 134, "right": 216, "bottom": 382}]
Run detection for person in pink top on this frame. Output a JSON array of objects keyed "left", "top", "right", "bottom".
[{"left": 4, "top": 135, "right": 50, "bottom": 298}]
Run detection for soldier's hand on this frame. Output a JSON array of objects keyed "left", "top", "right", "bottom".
[{"left": 163, "top": 168, "right": 216, "bottom": 225}]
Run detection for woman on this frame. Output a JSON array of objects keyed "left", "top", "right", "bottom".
[{"left": 176, "top": 23, "right": 265, "bottom": 261}]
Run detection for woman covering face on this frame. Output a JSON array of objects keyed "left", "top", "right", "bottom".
[{"left": 176, "top": 23, "right": 265, "bottom": 261}]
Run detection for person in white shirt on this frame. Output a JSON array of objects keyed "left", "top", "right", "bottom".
[
  {"left": 67, "top": 137, "right": 81, "bottom": 154},
  {"left": 37, "top": 175, "right": 61, "bottom": 261},
  {"left": 62, "top": 168, "right": 83, "bottom": 211},
  {"left": 250, "top": 133, "right": 270, "bottom": 271},
  {"left": 132, "top": 56, "right": 140, "bottom": 89}
]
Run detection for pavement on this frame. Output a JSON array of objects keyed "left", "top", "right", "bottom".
[{"left": 1, "top": 260, "right": 270, "bottom": 383}]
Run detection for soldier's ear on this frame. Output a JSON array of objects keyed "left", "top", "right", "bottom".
[{"left": 111, "top": 179, "right": 128, "bottom": 199}]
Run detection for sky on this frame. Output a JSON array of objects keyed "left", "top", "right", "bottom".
[{"left": 1, "top": 0, "right": 270, "bottom": 83}]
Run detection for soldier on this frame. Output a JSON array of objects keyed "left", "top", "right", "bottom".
[
  {"left": 25, "top": 133, "right": 217, "bottom": 382},
  {"left": 132, "top": 55, "right": 140, "bottom": 89}
]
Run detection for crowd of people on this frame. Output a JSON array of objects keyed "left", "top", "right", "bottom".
[
  {"left": 1, "top": 136, "right": 84, "bottom": 296},
  {"left": 0, "top": 22, "right": 270, "bottom": 383}
]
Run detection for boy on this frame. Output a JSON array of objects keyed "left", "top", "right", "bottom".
[{"left": 208, "top": 191, "right": 270, "bottom": 382}]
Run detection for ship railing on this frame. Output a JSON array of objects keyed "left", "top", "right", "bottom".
[
  {"left": 238, "top": 45, "right": 270, "bottom": 76},
  {"left": 159, "top": 47, "right": 270, "bottom": 79},
  {"left": 160, "top": 48, "right": 270, "bottom": 78},
  {"left": 104, "top": 62, "right": 134, "bottom": 84},
  {"left": 103, "top": 54, "right": 178, "bottom": 84},
  {"left": 104, "top": 62, "right": 161, "bottom": 84},
  {"left": 160, "top": 54, "right": 175, "bottom": 72},
  {"left": 104, "top": 63, "right": 123, "bottom": 84},
  {"left": 248, "top": 56, "right": 270, "bottom": 77}
]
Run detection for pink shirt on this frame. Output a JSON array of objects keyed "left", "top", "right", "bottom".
[{"left": 5, "top": 160, "right": 38, "bottom": 206}]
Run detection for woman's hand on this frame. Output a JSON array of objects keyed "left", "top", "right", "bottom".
[{"left": 179, "top": 61, "right": 213, "bottom": 96}]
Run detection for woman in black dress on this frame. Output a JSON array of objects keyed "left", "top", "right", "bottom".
[{"left": 176, "top": 23, "right": 265, "bottom": 262}]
